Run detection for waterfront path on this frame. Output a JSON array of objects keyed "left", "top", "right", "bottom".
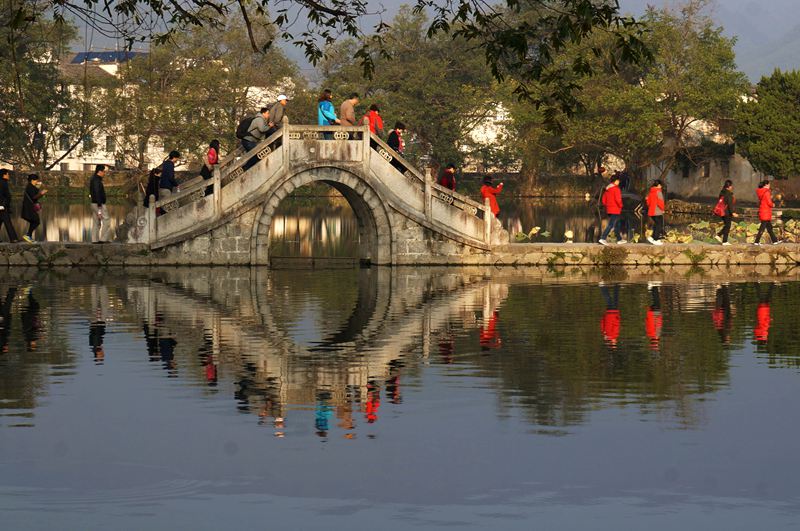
[{"left": 2, "top": 241, "right": 800, "bottom": 272}]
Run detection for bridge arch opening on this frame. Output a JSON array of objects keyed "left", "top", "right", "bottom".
[{"left": 252, "top": 166, "right": 393, "bottom": 266}]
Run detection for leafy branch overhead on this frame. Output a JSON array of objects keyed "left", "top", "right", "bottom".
[{"left": 43, "top": 0, "right": 651, "bottom": 117}]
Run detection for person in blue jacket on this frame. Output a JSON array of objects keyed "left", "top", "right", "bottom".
[{"left": 317, "top": 89, "right": 341, "bottom": 139}]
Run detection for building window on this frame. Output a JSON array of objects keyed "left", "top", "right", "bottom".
[
  {"left": 83, "top": 163, "right": 94, "bottom": 172},
  {"left": 60, "top": 163, "right": 70, "bottom": 172},
  {"left": 721, "top": 159, "right": 730, "bottom": 178},
  {"left": 702, "top": 162, "right": 711, "bottom": 179},
  {"left": 59, "top": 134, "right": 70, "bottom": 151},
  {"left": 106, "top": 136, "right": 116, "bottom": 152},
  {"left": 83, "top": 134, "right": 95, "bottom": 152}
]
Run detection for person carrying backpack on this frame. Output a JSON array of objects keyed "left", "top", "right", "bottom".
[
  {"left": 714, "top": 179, "right": 738, "bottom": 245},
  {"left": 754, "top": 180, "right": 781, "bottom": 245},
  {"left": 239, "top": 107, "right": 270, "bottom": 153}
]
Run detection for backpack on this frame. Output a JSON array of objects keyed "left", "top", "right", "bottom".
[
  {"left": 235, "top": 115, "right": 255, "bottom": 139},
  {"left": 713, "top": 196, "right": 727, "bottom": 217}
]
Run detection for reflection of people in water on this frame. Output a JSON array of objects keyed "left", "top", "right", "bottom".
[
  {"left": 712, "top": 285, "right": 734, "bottom": 346},
  {"left": 600, "top": 284, "right": 621, "bottom": 349},
  {"left": 386, "top": 359, "right": 403, "bottom": 405},
  {"left": 645, "top": 284, "right": 663, "bottom": 352},
  {"left": 754, "top": 283, "right": 774, "bottom": 345},
  {"left": 21, "top": 288, "right": 41, "bottom": 352},
  {"left": 89, "top": 319, "right": 106, "bottom": 364},
  {"left": 315, "top": 391, "right": 333, "bottom": 437},
  {"left": 142, "top": 314, "right": 163, "bottom": 362},
  {"left": 479, "top": 310, "right": 502, "bottom": 351},
  {"left": 0, "top": 287, "right": 16, "bottom": 353},
  {"left": 159, "top": 335, "right": 178, "bottom": 376},
  {"left": 90, "top": 285, "right": 110, "bottom": 363},
  {"left": 197, "top": 331, "right": 217, "bottom": 386},
  {"left": 365, "top": 381, "right": 381, "bottom": 424},
  {"left": 438, "top": 330, "right": 455, "bottom": 364}
]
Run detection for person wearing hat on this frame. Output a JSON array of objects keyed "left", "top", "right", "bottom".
[
  {"left": 21, "top": 174, "right": 46, "bottom": 243},
  {"left": 267, "top": 95, "right": 289, "bottom": 136},
  {"left": 480, "top": 175, "right": 504, "bottom": 217},
  {"left": 0, "top": 169, "right": 19, "bottom": 243}
]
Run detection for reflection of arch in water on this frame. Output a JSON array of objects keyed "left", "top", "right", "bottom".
[{"left": 251, "top": 166, "right": 394, "bottom": 265}]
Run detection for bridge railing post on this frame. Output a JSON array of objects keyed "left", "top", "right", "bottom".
[
  {"left": 147, "top": 195, "right": 156, "bottom": 243},
  {"left": 484, "top": 198, "right": 492, "bottom": 244},
  {"left": 424, "top": 169, "right": 432, "bottom": 221},
  {"left": 212, "top": 167, "right": 221, "bottom": 218}
]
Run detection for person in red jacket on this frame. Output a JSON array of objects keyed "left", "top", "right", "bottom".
[
  {"left": 438, "top": 163, "right": 457, "bottom": 191},
  {"left": 363, "top": 104, "right": 384, "bottom": 137},
  {"left": 645, "top": 179, "right": 666, "bottom": 245},
  {"left": 599, "top": 175, "right": 625, "bottom": 245},
  {"left": 480, "top": 176, "right": 504, "bottom": 216},
  {"left": 754, "top": 180, "right": 781, "bottom": 245}
]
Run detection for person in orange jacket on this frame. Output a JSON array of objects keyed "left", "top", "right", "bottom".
[
  {"left": 480, "top": 176, "right": 503, "bottom": 216},
  {"left": 599, "top": 174, "right": 624, "bottom": 245},
  {"left": 754, "top": 180, "right": 781, "bottom": 245}
]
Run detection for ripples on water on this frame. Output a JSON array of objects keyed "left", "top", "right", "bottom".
[{"left": 1, "top": 268, "right": 800, "bottom": 529}]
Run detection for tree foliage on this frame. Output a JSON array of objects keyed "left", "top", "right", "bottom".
[
  {"left": 506, "top": 0, "right": 748, "bottom": 182},
  {"left": 104, "top": 13, "right": 300, "bottom": 169},
  {"left": 321, "top": 7, "right": 495, "bottom": 167},
  {"left": 735, "top": 69, "right": 800, "bottom": 179},
  {"left": 0, "top": 0, "right": 101, "bottom": 169},
  {"left": 47, "top": 0, "right": 650, "bottom": 122}
]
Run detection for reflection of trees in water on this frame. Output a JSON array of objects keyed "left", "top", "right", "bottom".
[
  {"left": 6, "top": 270, "right": 800, "bottom": 435},
  {"left": 500, "top": 199, "right": 598, "bottom": 242},
  {"left": 0, "top": 283, "right": 76, "bottom": 427}
]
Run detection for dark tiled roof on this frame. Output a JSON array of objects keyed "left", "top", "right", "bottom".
[
  {"left": 70, "top": 51, "right": 147, "bottom": 64},
  {"left": 59, "top": 63, "right": 117, "bottom": 84}
]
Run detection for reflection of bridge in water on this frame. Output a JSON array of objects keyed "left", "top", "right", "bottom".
[{"left": 124, "top": 268, "right": 507, "bottom": 430}]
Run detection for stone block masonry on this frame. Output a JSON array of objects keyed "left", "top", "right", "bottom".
[{"left": 1, "top": 242, "right": 800, "bottom": 276}]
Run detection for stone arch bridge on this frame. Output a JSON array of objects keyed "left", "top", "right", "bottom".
[{"left": 127, "top": 123, "right": 508, "bottom": 265}]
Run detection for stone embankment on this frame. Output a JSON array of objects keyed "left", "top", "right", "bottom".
[{"left": 1, "top": 242, "right": 800, "bottom": 274}]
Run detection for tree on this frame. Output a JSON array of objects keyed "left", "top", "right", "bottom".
[
  {"left": 735, "top": 70, "right": 800, "bottom": 179},
  {"left": 0, "top": 1, "right": 102, "bottom": 169},
  {"left": 321, "top": 8, "right": 494, "bottom": 167},
  {"left": 506, "top": 0, "right": 748, "bottom": 183},
  {"left": 104, "top": 13, "right": 300, "bottom": 169},
  {"left": 46, "top": 0, "right": 650, "bottom": 123}
]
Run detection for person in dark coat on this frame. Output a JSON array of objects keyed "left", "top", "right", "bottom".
[
  {"left": 716, "top": 179, "right": 738, "bottom": 245},
  {"left": 0, "top": 169, "right": 19, "bottom": 242},
  {"left": 159, "top": 151, "right": 181, "bottom": 198},
  {"left": 387, "top": 122, "right": 406, "bottom": 154},
  {"left": 143, "top": 167, "right": 161, "bottom": 208},
  {"left": 89, "top": 164, "right": 109, "bottom": 243},
  {"left": 20, "top": 288, "right": 40, "bottom": 351},
  {"left": 21, "top": 174, "right": 46, "bottom": 243}
]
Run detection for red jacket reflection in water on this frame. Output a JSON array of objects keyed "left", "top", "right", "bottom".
[
  {"left": 601, "top": 310, "right": 620, "bottom": 346},
  {"left": 645, "top": 309, "right": 662, "bottom": 350},
  {"left": 754, "top": 303, "right": 771, "bottom": 342},
  {"left": 480, "top": 311, "right": 502, "bottom": 350},
  {"left": 365, "top": 383, "right": 380, "bottom": 423}
]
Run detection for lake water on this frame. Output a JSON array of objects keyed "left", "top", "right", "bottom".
[{"left": 1, "top": 267, "right": 800, "bottom": 529}]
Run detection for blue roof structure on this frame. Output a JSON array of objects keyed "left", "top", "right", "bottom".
[{"left": 70, "top": 51, "right": 147, "bottom": 64}]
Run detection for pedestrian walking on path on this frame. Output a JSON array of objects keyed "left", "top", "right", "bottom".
[
  {"left": 754, "top": 180, "right": 781, "bottom": 245},
  {"left": 438, "top": 164, "right": 457, "bottom": 191},
  {"left": 21, "top": 174, "right": 46, "bottom": 243},
  {"left": 646, "top": 179, "right": 665, "bottom": 245},
  {"left": 267, "top": 95, "right": 288, "bottom": 137},
  {"left": 387, "top": 122, "right": 406, "bottom": 154},
  {"left": 0, "top": 169, "right": 19, "bottom": 243},
  {"left": 317, "top": 89, "right": 340, "bottom": 126},
  {"left": 90, "top": 164, "right": 110, "bottom": 243},
  {"left": 363, "top": 104, "right": 384, "bottom": 137},
  {"left": 599, "top": 174, "right": 624, "bottom": 245},
  {"left": 714, "top": 179, "right": 738, "bottom": 245},
  {"left": 200, "top": 140, "right": 220, "bottom": 181}
]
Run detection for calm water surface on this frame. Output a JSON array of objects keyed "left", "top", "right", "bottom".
[{"left": 1, "top": 268, "right": 800, "bottom": 529}]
